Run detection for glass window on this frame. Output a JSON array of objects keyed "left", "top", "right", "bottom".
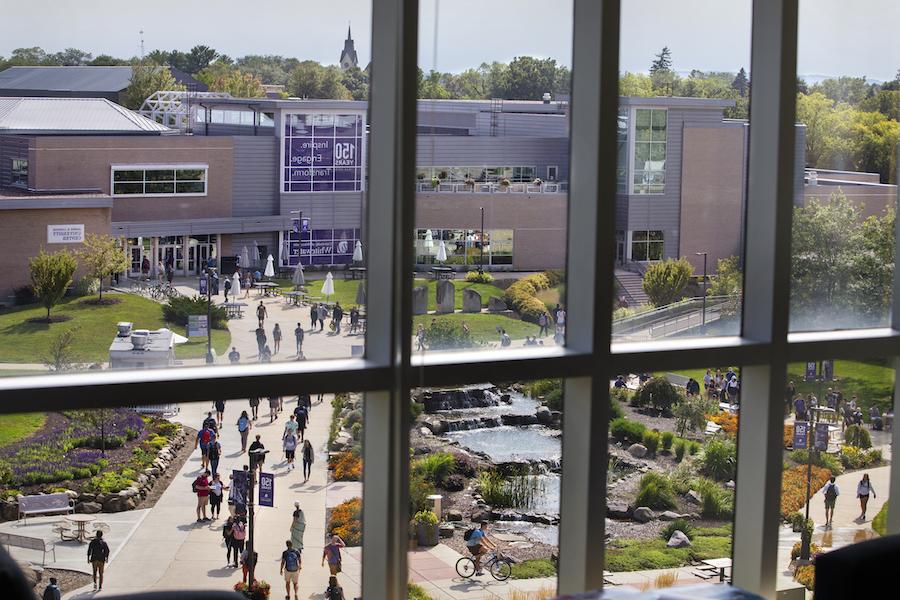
[
  {"left": 631, "top": 230, "right": 664, "bottom": 262},
  {"left": 111, "top": 167, "right": 207, "bottom": 196},
  {"left": 10, "top": 158, "right": 28, "bottom": 186},
  {"left": 632, "top": 108, "right": 667, "bottom": 195}
]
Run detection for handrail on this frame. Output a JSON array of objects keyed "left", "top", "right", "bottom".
[
  {"left": 415, "top": 181, "right": 568, "bottom": 194},
  {"left": 612, "top": 295, "right": 737, "bottom": 336}
]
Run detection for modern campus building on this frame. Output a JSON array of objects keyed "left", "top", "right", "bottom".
[{"left": 0, "top": 82, "right": 896, "bottom": 301}]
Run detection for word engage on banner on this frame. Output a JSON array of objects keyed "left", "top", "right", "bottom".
[{"left": 283, "top": 113, "right": 364, "bottom": 192}]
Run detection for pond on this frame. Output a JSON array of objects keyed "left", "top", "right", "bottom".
[{"left": 446, "top": 425, "right": 561, "bottom": 462}]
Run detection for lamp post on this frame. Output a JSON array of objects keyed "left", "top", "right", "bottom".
[
  {"left": 800, "top": 360, "right": 823, "bottom": 561},
  {"left": 479, "top": 206, "right": 485, "bottom": 275},
  {"left": 246, "top": 448, "right": 268, "bottom": 584},
  {"left": 289, "top": 210, "right": 304, "bottom": 268},
  {"left": 695, "top": 252, "right": 708, "bottom": 331},
  {"left": 200, "top": 271, "right": 213, "bottom": 364}
]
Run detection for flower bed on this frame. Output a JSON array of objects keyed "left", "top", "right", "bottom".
[
  {"left": 329, "top": 452, "right": 362, "bottom": 482},
  {"left": 234, "top": 580, "right": 271, "bottom": 600},
  {"left": 328, "top": 497, "right": 361, "bottom": 546},
  {"left": 707, "top": 413, "right": 738, "bottom": 437},
  {"left": 781, "top": 464, "right": 831, "bottom": 518}
]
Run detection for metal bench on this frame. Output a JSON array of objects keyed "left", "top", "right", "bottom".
[
  {"left": 17, "top": 492, "right": 74, "bottom": 523},
  {"left": 0, "top": 532, "right": 56, "bottom": 565}
]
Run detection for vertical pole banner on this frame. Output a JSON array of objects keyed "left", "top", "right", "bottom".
[
  {"left": 793, "top": 421, "right": 808, "bottom": 449},
  {"left": 258, "top": 471, "right": 275, "bottom": 507},
  {"left": 822, "top": 360, "right": 834, "bottom": 382},
  {"left": 804, "top": 362, "right": 817, "bottom": 382},
  {"left": 814, "top": 423, "right": 830, "bottom": 452},
  {"left": 231, "top": 469, "right": 249, "bottom": 513}
]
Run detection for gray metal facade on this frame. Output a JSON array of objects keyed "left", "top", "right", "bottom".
[
  {"left": 232, "top": 136, "right": 279, "bottom": 217},
  {"left": 0, "top": 134, "right": 28, "bottom": 187}
]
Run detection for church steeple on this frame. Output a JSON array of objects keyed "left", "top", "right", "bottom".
[{"left": 339, "top": 22, "right": 359, "bottom": 70}]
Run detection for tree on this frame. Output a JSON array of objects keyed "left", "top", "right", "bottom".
[
  {"left": 50, "top": 48, "right": 92, "bottom": 66},
  {"left": 76, "top": 234, "right": 128, "bottom": 301},
  {"left": 43, "top": 327, "right": 81, "bottom": 372},
  {"left": 642, "top": 258, "right": 694, "bottom": 306},
  {"left": 650, "top": 46, "right": 676, "bottom": 95},
  {"left": 236, "top": 55, "right": 297, "bottom": 85},
  {"left": 812, "top": 76, "right": 870, "bottom": 106},
  {"left": 675, "top": 394, "right": 716, "bottom": 437},
  {"left": 632, "top": 377, "right": 682, "bottom": 415},
  {"left": 287, "top": 61, "right": 349, "bottom": 99},
  {"left": 731, "top": 67, "right": 749, "bottom": 97},
  {"left": 419, "top": 69, "right": 452, "bottom": 99},
  {"left": 185, "top": 45, "right": 218, "bottom": 74},
  {"left": 29, "top": 249, "right": 77, "bottom": 320},
  {"left": 121, "top": 64, "right": 184, "bottom": 110},
  {"left": 90, "top": 54, "right": 129, "bottom": 66},
  {"left": 619, "top": 72, "right": 653, "bottom": 97},
  {"left": 342, "top": 66, "right": 368, "bottom": 100},
  {"left": 491, "top": 56, "right": 561, "bottom": 100},
  {"left": 7, "top": 47, "right": 51, "bottom": 65},
  {"left": 707, "top": 255, "right": 743, "bottom": 317},
  {"left": 852, "top": 206, "right": 894, "bottom": 320},
  {"left": 199, "top": 64, "right": 265, "bottom": 97}
]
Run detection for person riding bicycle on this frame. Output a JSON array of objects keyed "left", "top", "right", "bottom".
[{"left": 466, "top": 521, "right": 496, "bottom": 576}]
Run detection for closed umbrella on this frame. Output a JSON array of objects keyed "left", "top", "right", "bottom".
[
  {"left": 355, "top": 281, "right": 366, "bottom": 305},
  {"left": 232, "top": 271, "right": 242, "bottom": 296},
  {"left": 292, "top": 262, "right": 305, "bottom": 287},
  {"left": 240, "top": 246, "right": 250, "bottom": 270},
  {"left": 264, "top": 254, "right": 275, "bottom": 278},
  {"left": 252, "top": 241, "right": 261, "bottom": 264},
  {"left": 321, "top": 272, "right": 335, "bottom": 299},
  {"left": 352, "top": 240, "right": 363, "bottom": 263},
  {"left": 436, "top": 240, "right": 448, "bottom": 263},
  {"left": 423, "top": 229, "right": 434, "bottom": 253}
]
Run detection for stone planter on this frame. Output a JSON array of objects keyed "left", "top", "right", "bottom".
[{"left": 416, "top": 523, "right": 439, "bottom": 547}]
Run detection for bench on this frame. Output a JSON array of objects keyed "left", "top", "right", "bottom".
[
  {"left": 17, "top": 493, "right": 75, "bottom": 523},
  {"left": 0, "top": 532, "right": 56, "bottom": 565}
]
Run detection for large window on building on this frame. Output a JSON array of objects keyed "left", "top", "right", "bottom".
[
  {"left": 111, "top": 166, "right": 208, "bottom": 196},
  {"left": 414, "top": 229, "right": 514, "bottom": 266},
  {"left": 630, "top": 230, "right": 664, "bottom": 261},
  {"left": 632, "top": 108, "right": 667, "bottom": 194},
  {"left": 10, "top": 158, "right": 28, "bottom": 187},
  {"left": 282, "top": 113, "right": 364, "bottom": 192}
]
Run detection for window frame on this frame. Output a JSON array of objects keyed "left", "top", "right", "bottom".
[
  {"left": 1, "top": 1, "right": 899, "bottom": 599},
  {"left": 10, "top": 158, "right": 28, "bottom": 187},
  {"left": 630, "top": 107, "right": 668, "bottom": 195},
  {"left": 110, "top": 164, "right": 209, "bottom": 197}
]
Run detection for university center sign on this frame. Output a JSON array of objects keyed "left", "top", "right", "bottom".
[
  {"left": 47, "top": 224, "right": 85, "bottom": 244},
  {"left": 282, "top": 113, "right": 364, "bottom": 192}
]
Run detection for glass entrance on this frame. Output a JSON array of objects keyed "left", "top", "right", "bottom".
[
  {"left": 188, "top": 235, "right": 218, "bottom": 274},
  {"left": 157, "top": 236, "right": 184, "bottom": 274},
  {"left": 128, "top": 238, "right": 152, "bottom": 278}
]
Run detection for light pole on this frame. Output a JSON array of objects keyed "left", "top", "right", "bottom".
[
  {"left": 201, "top": 271, "right": 213, "bottom": 364},
  {"left": 479, "top": 206, "right": 485, "bottom": 275},
  {"left": 247, "top": 448, "right": 268, "bottom": 584},
  {"left": 695, "top": 252, "right": 708, "bottom": 331}
]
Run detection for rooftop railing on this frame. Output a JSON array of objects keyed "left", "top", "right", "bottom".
[{"left": 415, "top": 181, "right": 568, "bottom": 194}]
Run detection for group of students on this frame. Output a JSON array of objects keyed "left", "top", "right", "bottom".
[
  {"left": 536, "top": 305, "right": 566, "bottom": 342},
  {"left": 701, "top": 368, "right": 741, "bottom": 404},
  {"left": 819, "top": 472, "right": 878, "bottom": 528},
  {"left": 308, "top": 301, "right": 361, "bottom": 335},
  {"left": 789, "top": 383, "right": 891, "bottom": 432}
]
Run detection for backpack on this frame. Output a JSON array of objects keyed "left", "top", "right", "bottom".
[
  {"left": 233, "top": 521, "right": 246, "bottom": 540},
  {"left": 326, "top": 586, "right": 344, "bottom": 600},
  {"left": 284, "top": 549, "right": 300, "bottom": 571},
  {"left": 208, "top": 443, "right": 220, "bottom": 460},
  {"left": 192, "top": 477, "right": 201, "bottom": 493},
  {"left": 238, "top": 417, "right": 249, "bottom": 432},
  {"left": 463, "top": 528, "right": 475, "bottom": 541},
  {"left": 825, "top": 483, "right": 838, "bottom": 502},
  {"left": 200, "top": 429, "right": 212, "bottom": 445},
  {"left": 223, "top": 521, "right": 234, "bottom": 539}
]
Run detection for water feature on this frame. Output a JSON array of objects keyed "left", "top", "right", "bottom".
[{"left": 446, "top": 425, "right": 561, "bottom": 462}]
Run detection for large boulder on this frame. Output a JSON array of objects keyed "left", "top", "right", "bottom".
[
  {"left": 75, "top": 501, "right": 102, "bottom": 514},
  {"left": 436, "top": 280, "right": 455, "bottom": 314},
  {"left": 606, "top": 502, "right": 632, "bottom": 520},
  {"left": 685, "top": 490, "right": 703, "bottom": 505},
  {"left": 632, "top": 507, "right": 656, "bottom": 523},
  {"left": 667, "top": 530, "right": 692, "bottom": 548},
  {"left": 487, "top": 297, "right": 507, "bottom": 312},
  {"left": 413, "top": 285, "right": 428, "bottom": 315},
  {"left": 535, "top": 406, "right": 553, "bottom": 425},
  {"left": 439, "top": 524, "right": 455, "bottom": 538},
  {"left": 462, "top": 288, "right": 482, "bottom": 313},
  {"left": 446, "top": 510, "right": 463, "bottom": 522},
  {"left": 628, "top": 443, "right": 648, "bottom": 458},
  {"left": 471, "top": 508, "right": 492, "bottom": 522}
]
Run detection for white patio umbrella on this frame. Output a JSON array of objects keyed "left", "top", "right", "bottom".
[
  {"left": 252, "top": 241, "right": 261, "bottom": 264},
  {"left": 292, "top": 261, "right": 306, "bottom": 287},
  {"left": 423, "top": 229, "right": 434, "bottom": 253},
  {"left": 352, "top": 240, "right": 363, "bottom": 263},
  {"left": 158, "top": 328, "right": 189, "bottom": 345},
  {"left": 240, "top": 246, "right": 250, "bottom": 270},
  {"left": 436, "top": 240, "right": 448, "bottom": 263},
  {"left": 264, "top": 254, "right": 275, "bottom": 278},
  {"left": 355, "top": 281, "right": 367, "bottom": 305},
  {"left": 231, "top": 271, "right": 242, "bottom": 296},
  {"left": 321, "top": 272, "right": 335, "bottom": 299}
]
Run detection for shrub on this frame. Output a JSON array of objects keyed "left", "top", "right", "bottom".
[
  {"left": 694, "top": 477, "right": 734, "bottom": 519},
  {"left": 661, "top": 518, "right": 696, "bottom": 541},
  {"left": 409, "top": 472, "right": 434, "bottom": 514},
  {"left": 29, "top": 249, "right": 77, "bottom": 320},
  {"left": 844, "top": 424, "right": 872, "bottom": 449},
  {"left": 504, "top": 273, "right": 554, "bottom": 323},
  {"left": 350, "top": 422, "right": 362, "bottom": 441},
  {"left": 794, "top": 564, "right": 815, "bottom": 591},
  {"left": 84, "top": 470, "right": 135, "bottom": 494},
  {"left": 642, "top": 430, "right": 660, "bottom": 455},
  {"left": 609, "top": 394, "right": 625, "bottom": 420},
  {"left": 642, "top": 258, "right": 693, "bottom": 307},
  {"left": 674, "top": 439, "right": 687, "bottom": 462},
  {"left": 700, "top": 439, "right": 736, "bottom": 481},
  {"left": 610, "top": 386, "right": 631, "bottom": 404},
  {"left": 162, "top": 295, "right": 227, "bottom": 329},
  {"left": 442, "top": 473, "right": 466, "bottom": 491},
  {"left": 510, "top": 558, "right": 557, "bottom": 579},
  {"left": 342, "top": 409, "right": 363, "bottom": 428},
  {"left": 707, "top": 412, "right": 738, "bottom": 437},
  {"left": 789, "top": 449, "right": 844, "bottom": 476},
  {"left": 465, "top": 271, "right": 494, "bottom": 283},
  {"left": 544, "top": 388, "right": 564, "bottom": 412},
  {"left": 632, "top": 378, "right": 682, "bottom": 414},
  {"left": 411, "top": 509, "right": 438, "bottom": 526},
  {"left": 410, "top": 401, "right": 424, "bottom": 421},
  {"left": 424, "top": 318, "right": 476, "bottom": 350},
  {"left": 610, "top": 418, "right": 647, "bottom": 445},
  {"left": 543, "top": 269, "right": 565, "bottom": 287},
  {"left": 328, "top": 497, "right": 361, "bottom": 546},
  {"left": 840, "top": 445, "right": 882, "bottom": 469},
  {"left": 872, "top": 501, "right": 888, "bottom": 536},
  {"left": 784, "top": 424, "right": 794, "bottom": 449},
  {"left": 634, "top": 472, "right": 676, "bottom": 510},
  {"left": 675, "top": 395, "right": 717, "bottom": 436},
  {"left": 330, "top": 452, "right": 362, "bottom": 481},
  {"left": 408, "top": 582, "right": 434, "bottom": 600},
  {"left": 688, "top": 441, "right": 701, "bottom": 456},
  {"left": 790, "top": 541, "right": 821, "bottom": 561},
  {"left": 476, "top": 470, "right": 541, "bottom": 509},
  {"left": 660, "top": 431, "right": 675, "bottom": 452},
  {"left": 668, "top": 464, "right": 694, "bottom": 495},
  {"left": 413, "top": 452, "right": 456, "bottom": 486}
]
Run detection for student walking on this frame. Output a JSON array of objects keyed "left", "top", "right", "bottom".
[
  {"left": 322, "top": 534, "right": 346, "bottom": 578},
  {"left": 283, "top": 414, "right": 299, "bottom": 447},
  {"left": 87, "top": 531, "right": 110, "bottom": 591},
  {"left": 317, "top": 304, "right": 327, "bottom": 331},
  {"left": 821, "top": 476, "right": 840, "bottom": 528},
  {"left": 208, "top": 439, "right": 222, "bottom": 485},
  {"left": 229, "top": 346, "right": 241, "bottom": 364},
  {"left": 232, "top": 517, "right": 247, "bottom": 568},
  {"left": 194, "top": 469, "right": 211, "bottom": 522},
  {"left": 249, "top": 397, "right": 260, "bottom": 420},
  {"left": 302, "top": 439, "right": 315, "bottom": 482},
  {"left": 293, "top": 403, "right": 308, "bottom": 442},
  {"left": 349, "top": 307, "right": 360, "bottom": 334},
  {"left": 215, "top": 399, "right": 226, "bottom": 429},
  {"left": 325, "top": 575, "right": 346, "bottom": 600},
  {"left": 237, "top": 410, "right": 252, "bottom": 452},
  {"left": 269, "top": 396, "right": 280, "bottom": 422},
  {"left": 209, "top": 472, "right": 228, "bottom": 519},
  {"left": 257, "top": 301, "right": 268, "bottom": 328},
  {"left": 291, "top": 501, "right": 306, "bottom": 550},
  {"left": 538, "top": 312, "right": 548, "bottom": 337},
  {"left": 332, "top": 303, "right": 344, "bottom": 334},
  {"left": 195, "top": 424, "right": 215, "bottom": 470},
  {"left": 295, "top": 322, "right": 305, "bottom": 356},
  {"left": 281, "top": 540, "right": 302, "bottom": 600},
  {"left": 857, "top": 473, "right": 877, "bottom": 520},
  {"left": 249, "top": 435, "right": 266, "bottom": 471},
  {"left": 273, "top": 323, "right": 283, "bottom": 354},
  {"left": 310, "top": 303, "right": 319, "bottom": 330},
  {"left": 415, "top": 324, "right": 426, "bottom": 351},
  {"left": 283, "top": 431, "right": 298, "bottom": 469},
  {"left": 223, "top": 516, "right": 237, "bottom": 566}
]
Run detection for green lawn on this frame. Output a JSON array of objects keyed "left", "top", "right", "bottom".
[
  {"left": 0, "top": 413, "right": 46, "bottom": 448},
  {"left": 413, "top": 313, "right": 540, "bottom": 344},
  {"left": 0, "top": 294, "right": 230, "bottom": 364},
  {"left": 605, "top": 532, "right": 732, "bottom": 572}
]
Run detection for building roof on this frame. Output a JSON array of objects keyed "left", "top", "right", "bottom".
[
  {"left": 0, "top": 65, "right": 208, "bottom": 94},
  {"left": 0, "top": 97, "right": 173, "bottom": 135}
]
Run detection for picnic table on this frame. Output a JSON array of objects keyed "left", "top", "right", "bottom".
[
  {"left": 346, "top": 267, "right": 367, "bottom": 280},
  {"left": 283, "top": 290, "right": 307, "bottom": 306},
  {"left": 253, "top": 282, "right": 280, "bottom": 297},
  {"left": 431, "top": 266, "right": 454, "bottom": 280},
  {"left": 811, "top": 405, "right": 838, "bottom": 424},
  {"left": 699, "top": 557, "right": 732, "bottom": 582},
  {"left": 223, "top": 302, "right": 247, "bottom": 319},
  {"left": 64, "top": 514, "right": 96, "bottom": 543}
]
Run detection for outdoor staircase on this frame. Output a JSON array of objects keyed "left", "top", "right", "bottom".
[{"left": 615, "top": 269, "right": 649, "bottom": 307}]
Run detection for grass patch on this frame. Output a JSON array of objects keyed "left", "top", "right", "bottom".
[
  {"left": 606, "top": 533, "right": 732, "bottom": 572},
  {"left": 0, "top": 413, "right": 46, "bottom": 447},
  {"left": 511, "top": 558, "right": 557, "bottom": 579},
  {"left": 412, "top": 313, "right": 539, "bottom": 344},
  {"left": 407, "top": 582, "right": 434, "bottom": 600},
  {"left": 0, "top": 294, "right": 230, "bottom": 363},
  {"left": 872, "top": 501, "right": 888, "bottom": 536}
]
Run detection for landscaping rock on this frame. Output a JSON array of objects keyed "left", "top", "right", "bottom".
[
  {"left": 75, "top": 501, "right": 103, "bottom": 514},
  {"left": 666, "top": 530, "right": 692, "bottom": 548},
  {"left": 487, "top": 297, "right": 507, "bottom": 312},
  {"left": 462, "top": 288, "right": 482, "bottom": 313},
  {"left": 446, "top": 510, "right": 463, "bottom": 522},
  {"left": 16, "top": 560, "right": 41, "bottom": 588},
  {"left": 659, "top": 511, "right": 682, "bottom": 521},
  {"left": 412, "top": 286, "right": 428, "bottom": 315},
  {"left": 64, "top": 489, "right": 79, "bottom": 499},
  {"left": 632, "top": 507, "right": 655, "bottom": 523},
  {"left": 685, "top": 490, "right": 702, "bottom": 505},
  {"left": 725, "top": 480, "right": 735, "bottom": 489},
  {"left": 471, "top": 508, "right": 492, "bottom": 522},
  {"left": 0, "top": 500, "right": 18, "bottom": 521},
  {"left": 606, "top": 503, "right": 632, "bottom": 520},
  {"left": 439, "top": 524, "right": 455, "bottom": 538},
  {"left": 535, "top": 406, "right": 552, "bottom": 425},
  {"left": 628, "top": 443, "right": 648, "bottom": 458},
  {"left": 436, "top": 280, "right": 455, "bottom": 314}
]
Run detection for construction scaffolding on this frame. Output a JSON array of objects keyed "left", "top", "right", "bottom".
[{"left": 139, "top": 90, "right": 232, "bottom": 131}]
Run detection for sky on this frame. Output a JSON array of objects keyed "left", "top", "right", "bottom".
[{"left": 3, "top": 0, "right": 897, "bottom": 81}]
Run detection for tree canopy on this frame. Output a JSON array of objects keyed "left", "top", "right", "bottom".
[
  {"left": 121, "top": 64, "right": 184, "bottom": 109},
  {"left": 29, "top": 249, "right": 77, "bottom": 321}
]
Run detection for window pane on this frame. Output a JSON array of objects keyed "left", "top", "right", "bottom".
[
  {"left": 114, "top": 182, "right": 143, "bottom": 195},
  {"left": 175, "top": 181, "right": 206, "bottom": 194},
  {"left": 114, "top": 170, "right": 144, "bottom": 182},
  {"left": 177, "top": 169, "right": 205, "bottom": 181},
  {"left": 144, "top": 169, "right": 175, "bottom": 182},
  {"left": 145, "top": 182, "right": 174, "bottom": 194}
]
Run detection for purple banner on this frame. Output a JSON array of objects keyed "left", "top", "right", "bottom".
[
  {"left": 793, "top": 421, "right": 808, "bottom": 449},
  {"left": 282, "top": 228, "right": 360, "bottom": 266},
  {"left": 814, "top": 423, "right": 830, "bottom": 452},
  {"left": 283, "top": 114, "right": 363, "bottom": 193},
  {"left": 258, "top": 471, "right": 274, "bottom": 507},
  {"left": 804, "top": 362, "right": 817, "bottom": 382}
]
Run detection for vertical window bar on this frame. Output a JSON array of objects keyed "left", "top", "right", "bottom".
[
  {"left": 887, "top": 183, "right": 900, "bottom": 534},
  {"left": 364, "top": 0, "right": 418, "bottom": 597},
  {"left": 732, "top": 0, "right": 798, "bottom": 596},
  {"left": 557, "top": 0, "right": 620, "bottom": 593}
]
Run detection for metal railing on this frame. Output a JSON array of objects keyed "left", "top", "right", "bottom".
[
  {"left": 415, "top": 181, "right": 568, "bottom": 194},
  {"left": 612, "top": 295, "right": 737, "bottom": 339}
]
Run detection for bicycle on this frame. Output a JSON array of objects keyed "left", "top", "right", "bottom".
[{"left": 455, "top": 550, "right": 512, "bottom": 581}]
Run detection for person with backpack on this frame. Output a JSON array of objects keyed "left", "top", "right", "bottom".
[
  {"left": 280, "top": 540, "right": 302, "bottom": 600},
  {"left": 195, "top": 425, "right": 215, "bottom": 470},
  {"left": 223, "top": 516, "right": 237, "bottom": 566},
  {"left": 232, "top": 516, "right": 247, "bottom": 569},
  {"left": 302, "top": 439, "right": 315, "bottom": 482},
  {"left": 821, "top": 476, "right": 840, "bottom": 528},
  {"left": 215, "top": 399, "right": 226, "bottom": 429},
  {"left": 324, "top": 575, "right": 346, "bottom": 600},
  {"left": 249, "top": 435, "right": 266, "bottom": 471},
  {"left": 237, "top": 410, "right": 252, "bottom": 452},
  {"left": 87, "top": 530, "right": 110, "bottom": 591},
  {"left": 249, "top": 397, "right": 260, "bottom": 420},
  {"left": 322, "top": 534, "right": 346, "bottom": 578},
  {"left": 857, "top": 473, "right": 877, "bottom": 521},
  {"left": 202, "top": 411, "right": 218, "bottom": 433},
  {"left": 208, "top": 439, "right": 222, "bottom": 479},
  {"left": 193, "top": 469, "right": 211, "bottom": 522},
  {"left": 464, "top": 521, "right": 496, "bottom": 576},
  {"left": 293, "top": 404, "right": 308, "bottom": 442},
  {"left": 283, "top": 431, "right": 298, "bottom": 470}
]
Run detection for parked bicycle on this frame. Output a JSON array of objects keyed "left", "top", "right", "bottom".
[
  {"left": 149, "top": 283, "right": 180, "bottom": 301},
  {"left": 455, "top": 550, "right": 512, "bottom": 581}
]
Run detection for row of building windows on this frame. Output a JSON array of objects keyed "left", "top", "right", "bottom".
[
  {"left": 414, "top": 228, "right": 514, "bottom": 265},
  {"left": 416, "top": 166, "right": 539, "bottom": 183},
  {"left": 112, "top": 167, "right": 208, "bottom": 197}
]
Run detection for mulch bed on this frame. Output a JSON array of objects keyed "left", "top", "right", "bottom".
[
  {"left": 33, "top": 568, "right": 91, "bottom": 599},
  {"left": 79, "top": 297, "right": 123, "bottom": 306}
]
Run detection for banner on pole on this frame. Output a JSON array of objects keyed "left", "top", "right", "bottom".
[
  {"left": 259, "top": 471, "right": 274, "bottom": 507},
  {"left": 822, "top": 360, "right": 834, "bottom": 382},
  {"left": 814, "top": 422, "right": 830, "bottom": 452},
  {"left": 793, "top": 421, "right": 808, "bottom": 449},
  {"left": 804, "top": 362, "right": 817, "bottom": 381},
  {"left": 230, "top": 469, "right": 249, "bottom": 512}
]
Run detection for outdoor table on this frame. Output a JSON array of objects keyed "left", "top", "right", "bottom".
[
  {"left": 253, "top": 282, "right": 279, "bottom": 297},
  {"left": 699, "top": 557, "right": 732, "bottom": 582},
  {"left": 224, "top": 302, "right": 247, "bottom": 319},
  {"left": 811, "top": 406, "right": 838, "bottom": 424},
  {"left": 431, "top": 266, "right": 454, "bottom": 280},
  {"left": 347, "top": 267, "right": 367, "bottom": 280},
  {"left": 65, "top": 514, "right": 96, "bottom": 543},
  {"left": 283, "top": 291, "right": 306, "bottom": 306}
]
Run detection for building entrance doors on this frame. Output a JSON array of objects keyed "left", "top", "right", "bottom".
[
  {"left": 128, "top": 238, "right": 152, "bottom": 278},
  {"left": 157, "top": 236, "right": 184, "bottom": 275},
  {"left": 188, "top": 235, "right": 218, "bottom": 274}
]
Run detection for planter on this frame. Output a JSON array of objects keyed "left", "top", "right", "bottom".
[
  {"left": 408, "top": 536, "right": 419, "bottom": 550},
  {"left": 416, "top": 523, "right": 439, "bottom": 547}
]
